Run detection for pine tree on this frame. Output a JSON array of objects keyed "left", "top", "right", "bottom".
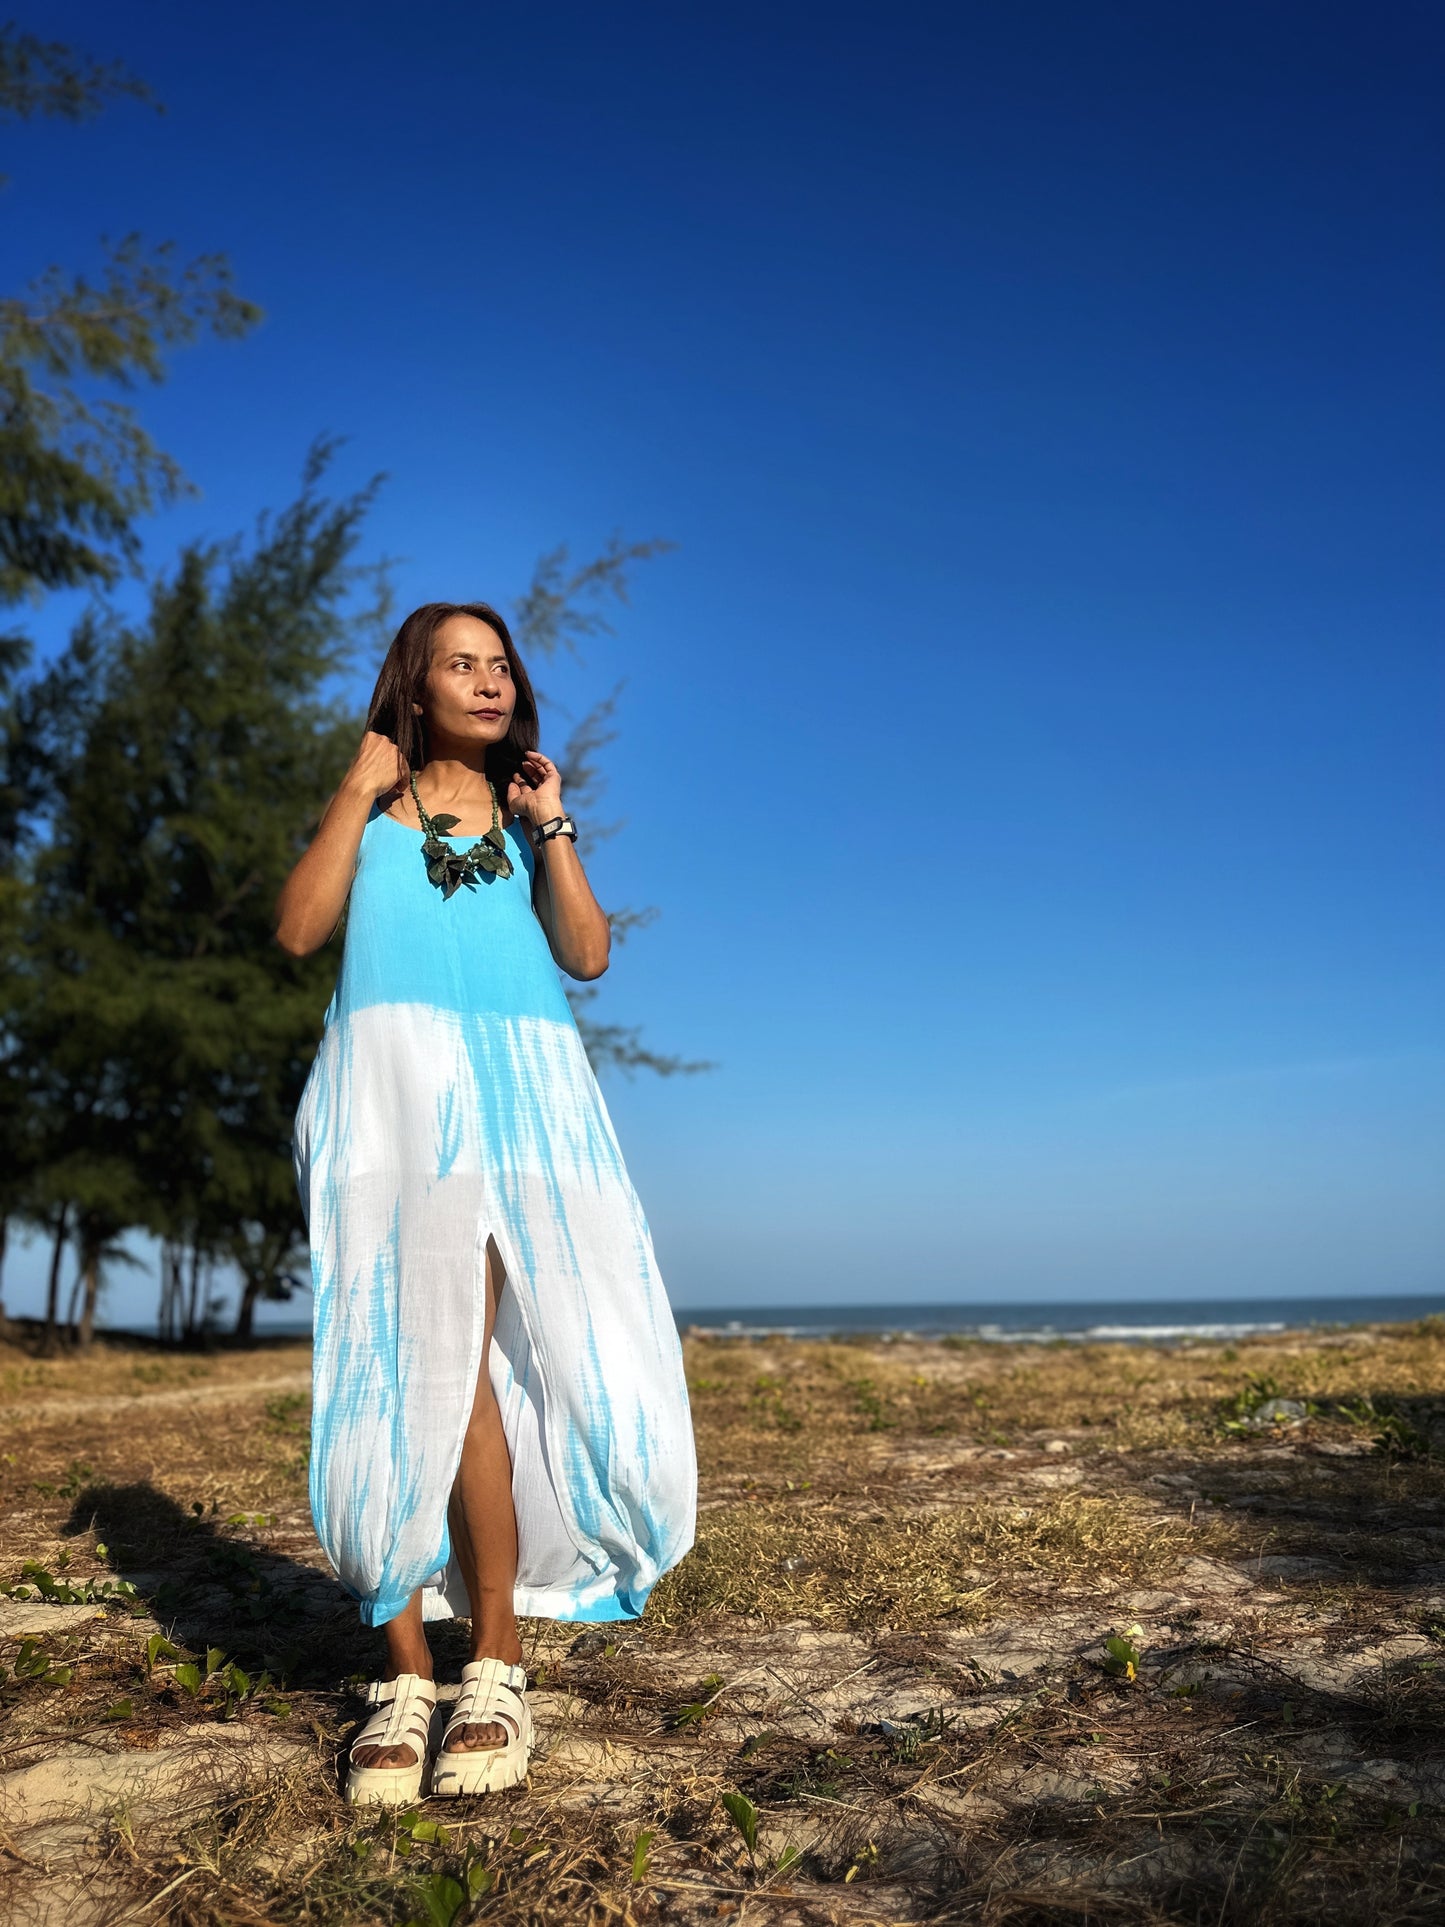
[
  {"left": 0, "top": 19, "right": 259, "bottom": 1330},
  {"left": 11, "top": 451, "right": 378, "bottom": 1342}
]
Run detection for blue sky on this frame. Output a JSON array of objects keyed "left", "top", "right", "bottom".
[{"left": 7, "top": 0, "right": 1443, "bottom": 1322}]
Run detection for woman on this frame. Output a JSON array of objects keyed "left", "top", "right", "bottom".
[{"left": 276, "top": 601, "right": 696, "bottom": 1807}]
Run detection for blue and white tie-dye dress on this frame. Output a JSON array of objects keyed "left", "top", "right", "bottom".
[{"left": 292, "top": 799, "right": 696, "bottom": 1629}]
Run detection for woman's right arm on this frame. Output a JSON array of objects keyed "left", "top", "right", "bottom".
[{"left": 274, "top": 733, "right": 409, "bottom": 957}]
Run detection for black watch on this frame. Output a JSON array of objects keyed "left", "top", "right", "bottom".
[{"left": 534, "top": 814, "right": 578, "bottom": 844}]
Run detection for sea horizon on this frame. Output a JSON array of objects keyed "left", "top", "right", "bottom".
[
  {"left": 76, "top": 1289, "right": 1445, "bottom": 1346},
  {"left": 674, "top": 1291, "right": 1445, "bottom": 1343}
]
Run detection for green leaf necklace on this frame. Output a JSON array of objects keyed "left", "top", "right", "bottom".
[{"left": 410, "top": 770, "right": 514, "bottom": 899}]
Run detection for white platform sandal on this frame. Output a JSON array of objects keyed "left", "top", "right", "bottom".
[
  {"left": 344, "top": 1672, "right": 437, "bottom": 1807},
  {"left": 430, "top": 1657, "right": 532, "bottom": 1798}
]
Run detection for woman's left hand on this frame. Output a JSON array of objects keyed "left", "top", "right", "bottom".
[{"left": 507, "top": 752, "right": 565, "bottom": 827}]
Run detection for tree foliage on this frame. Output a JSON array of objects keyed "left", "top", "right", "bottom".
[
  {"left": 511, "top": 540, "right": 711, "bottom": 1079},
  {"left": 7, "top": 453, "right": 378, "bottom": 1342},
  {"left": 0, "top": 22, "right": 261, "bottom": 614},
  {"left": 0, "top": 22, "right": 154, "bottom": 125}
]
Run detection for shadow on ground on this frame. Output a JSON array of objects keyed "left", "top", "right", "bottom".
[{"left": 60, "top": 1480, "right": 375, "bottom": 1685}]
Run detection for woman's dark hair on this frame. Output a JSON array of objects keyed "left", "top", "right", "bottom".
[{"left": 365, "top": 602, "right": 539, "bottom": 794}]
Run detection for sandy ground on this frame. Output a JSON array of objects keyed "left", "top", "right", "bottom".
[{"left": 1, "top": 1321, "right": 1443, "bottom": 1925}]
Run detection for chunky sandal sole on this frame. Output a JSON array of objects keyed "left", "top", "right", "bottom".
[
  {"left": 431, "top": 1718, "right": 532, "bottom": 1797},
  {"left": 430, "top": 1657, "right": 532, "bottom": 1799},
  {"left": 345, "top": 1760, "right": 431, "bottom": 1807}
]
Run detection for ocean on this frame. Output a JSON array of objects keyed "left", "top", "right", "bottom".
[
  {"left": 673, "top": 1293, "right": 1445, "bottom": 1344},
  {"left": 101, "top": 1290, "right": 1444, "bottom": 1345}
]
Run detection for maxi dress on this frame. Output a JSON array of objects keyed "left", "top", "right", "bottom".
[{"left": 292, "top": 799, "right": 697, "bottom": 1629}]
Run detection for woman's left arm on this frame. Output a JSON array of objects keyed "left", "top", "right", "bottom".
[{"left": 508, "top": 752, "right": 611, "bottom": 981}]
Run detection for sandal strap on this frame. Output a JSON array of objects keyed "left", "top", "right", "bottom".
[
  {"left": 352, "top": 1672, "right": 435, "bottom": 1761},
  {"left": 442, "top": 1657, "right": 527, "bottom": 1748}
]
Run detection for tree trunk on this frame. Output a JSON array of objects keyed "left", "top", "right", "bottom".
[
  {"left": 76, "top": 1243, "right": 101, "bottom": 1350},
  {"left": 41, "top": 1208, "right": 70, "bottom": 1357},
  {"left": 158, "top": 1241, "right": 182, "bottom": 1344},
  {"left": 184, "top": 1243, "right": 203, "bottom": 1342},
  {"left": 166, "top": 1242, "right": 188, "bottom": 1344},
  {"left": 65, "top": 1261, "right": 85, "bottom": 1338},
  {"left": 157, "top": 1241, "right": 171, "bottom": 1341},
  {"left": 235, "top": 1272, "right": 261, "bottom": 1340}
]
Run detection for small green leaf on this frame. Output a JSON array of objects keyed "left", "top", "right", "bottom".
[
  {"left": 173, "top": 1662, "right": 202, "bottom": 1694},
  {"left": 417, "top": 1873, "right": 464, "bottom": 1927},
  {"left": 720, "top": 1790, "right": 758, "bottom": 1854},
  {"left": 775, "top": 1841, "right": 801, "bottom": 1873},
  {"left": 104, "top": 1697, "right": 134, "bottom": 1721},
  {"left": 631, "top": 1829, "right": 655, "bottom": 1883},
  {"left": 146, "top": 1635, "right": 181, "bottom": 1670},
  {"left": 205, "top": 1647, "right": 227, "bottom": 1678},
  {"left": 466, "top": 1861, "right": 494, "bottom": 1897},
  {"left": 1103, "top": 1633, "right": 1141, "bottom": 1681},
  {"left": 94, "top": 1542, "right": 108, "bottom": 1559}
]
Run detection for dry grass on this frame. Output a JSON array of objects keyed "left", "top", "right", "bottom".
[
  {"left": 649, "top": 1493, "right": 1199, "bottom": 1631},
  {"left": 2, "top": 1314, "right": 1444, "bottom": 1925}
]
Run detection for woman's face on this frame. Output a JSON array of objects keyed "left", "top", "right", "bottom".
[{"left": 415, "top": 613, "right": 518, "bottom": 750}]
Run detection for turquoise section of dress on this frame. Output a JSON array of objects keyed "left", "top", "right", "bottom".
[{"left": 292, "top": 802, "right": 697, "bottom": 1628}]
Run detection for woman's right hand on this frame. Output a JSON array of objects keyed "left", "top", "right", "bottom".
[{"left": 345, "top": 731, "right": 409, "bottom": 804}]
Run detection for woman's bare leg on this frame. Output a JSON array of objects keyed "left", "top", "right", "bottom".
[
  {"left": 353, "top": 1237, "right": 518, "bottom": 1764},
  {"left": 443, "top": 1233, "right": 524, "bottom": 1751}
]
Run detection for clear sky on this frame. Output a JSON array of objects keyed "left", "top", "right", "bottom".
[{"left": 7, "top": 1, "right": 1443, "bottom": 1323}]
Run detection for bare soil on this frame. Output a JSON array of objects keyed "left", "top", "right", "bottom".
[{"left": 1, "top": 1318, "right": 1443, "bottom": 1925}]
